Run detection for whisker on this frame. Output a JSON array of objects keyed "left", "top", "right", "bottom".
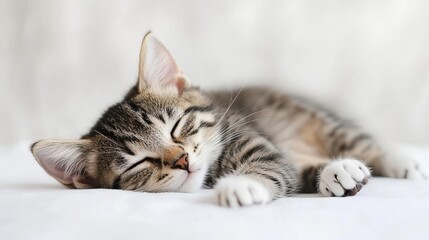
[{"left": 94, "top": 130, "right": 120, "bottom": 146}]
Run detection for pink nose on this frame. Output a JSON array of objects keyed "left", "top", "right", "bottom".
[{"left": 173, "top": 153, "right": 189, "bottom": 171}]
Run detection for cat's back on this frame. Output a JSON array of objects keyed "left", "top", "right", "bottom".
[
  {"left": 208, "top": 86, "right": 340, "bottom": 151},
  {"left": 208, "top": 86, "right": 323, "bottom": 116},
  {"left": 208, "top": 87, "right": 288, "bottom": 110}
]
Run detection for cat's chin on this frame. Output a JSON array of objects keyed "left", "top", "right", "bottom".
[{"left": 177, "top": 168, "right": 207, "bottom": 192}]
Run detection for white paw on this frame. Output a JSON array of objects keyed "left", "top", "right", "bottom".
[
  {"left": 319, "top": 158, "right": 371, "bottom": 197},
  {"left": 214, "top": 175, "right": 271, "bottom": 208},
  {"left": 382, "top": 152, "right": 429, "bottom": 180}
]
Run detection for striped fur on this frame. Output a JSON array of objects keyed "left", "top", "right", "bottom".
[
  {"left": 31, "top": 33, "right": 428, "bottom": 207},
  {"left": 209, "top": 88, "right": 388, "bottom": 193},
  {"left": 29, "top": 86, "right": 391, "bottom": 195}
]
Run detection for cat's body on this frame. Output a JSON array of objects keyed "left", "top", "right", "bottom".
[
  {"left": 31, "top": 33, "right": 428, "bottom": 207},
  {"left": 205, "top": 88, "right": 380, "bottom": 203}
]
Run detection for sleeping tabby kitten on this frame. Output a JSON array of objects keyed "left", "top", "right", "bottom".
[{"left": 31, "top": 32, "right": 428, "bottom": 207}]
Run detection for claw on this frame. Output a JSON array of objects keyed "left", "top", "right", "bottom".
[
  {"left": 356, "top": 183, "right": 362, "bottom": 191},
  {"left": 343, "top": 183, "right": 363, "bottom": 197},
  {"left": 344, "top": 187, "right": 358, "bottom": 196}
]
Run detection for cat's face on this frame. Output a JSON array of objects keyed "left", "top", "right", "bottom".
[{"left": 31, "top": 33, "right": 223, "bottom": 192}]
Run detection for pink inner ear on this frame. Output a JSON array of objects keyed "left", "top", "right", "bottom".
[
  {"left": 140, "top": 34, "right": 186, "bottom": 94},
  {"left": 39, "top": 160, "right": 91, "bottom": 188},
  {"left": 175, "top": 76, "right": 186, "bottom": 94},
  {"left": 44, "top": 163, "right": 74, "bottom": 185},
  {"left": 33, "top": 146, "right": 87, "bottom": 187},
  {"left": 31, "top": 139, "right": 93, "bottom": 188}
]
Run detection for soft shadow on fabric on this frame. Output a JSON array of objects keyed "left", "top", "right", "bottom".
[{"left": 0, "top": 183, "right": 66, "bottom": 190}]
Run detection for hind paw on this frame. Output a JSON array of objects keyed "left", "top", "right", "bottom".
[{"left": 382, "top": 153, "right": 428, "bottom": 180}]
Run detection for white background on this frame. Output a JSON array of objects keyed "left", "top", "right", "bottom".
[{"left": 1, "top": 0, "right": 429, "bottom": 146}]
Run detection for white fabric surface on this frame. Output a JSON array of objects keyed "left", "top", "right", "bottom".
[{"left": 1, "top": 142, "right": 429, "bottom": 240}]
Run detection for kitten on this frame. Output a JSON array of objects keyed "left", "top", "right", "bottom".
[{"left": 31, "top": 32, "right": 428, "bottom": 207}]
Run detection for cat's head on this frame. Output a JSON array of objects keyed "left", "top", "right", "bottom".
[{"left": 31, "top": 32, "right": 223, "bottom": 192}]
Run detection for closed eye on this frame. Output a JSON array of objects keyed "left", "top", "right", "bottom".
[
  {"left": 186, "top": 121, "right": 216, "bottom": 137},
  {"left": 124, "top": 157, "right": 153, "bottom": 172},
  {"left": 172, "top": 104, "right": 213, "bottom": 134},
  {"left": 112, "top": 157, "right": 160, "bottom": 189},
  {"left": 171, "top": 117, "right": 182, "bottom": 142},
  {"left": 198, "top": 121, "right": 215, "bottom": 129}
]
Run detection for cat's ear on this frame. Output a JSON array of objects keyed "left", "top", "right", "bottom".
[
  {"left": 137, "top": 32, "right": 187, "bottom": 95},
  {"left": 31, "top": 139, "right": 95, "bottom": 189}
]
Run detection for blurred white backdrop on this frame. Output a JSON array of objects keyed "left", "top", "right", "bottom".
[{"left": 0, "top": 0, "right": 428, "bottom": 146}]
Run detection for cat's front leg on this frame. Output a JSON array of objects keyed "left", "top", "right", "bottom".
[
  {"left": 319, "top": 158, "right": 371, "bottom": 197},
  {"left": 212, "top": 135, "right": 298, "bottom": 208}
]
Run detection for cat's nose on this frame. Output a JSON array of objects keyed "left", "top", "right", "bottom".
[{"left": 172, "top": 153, "right": 189, "bottom": 171}]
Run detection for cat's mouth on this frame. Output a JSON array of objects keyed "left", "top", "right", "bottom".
[
  {"left": 188, "top": 161, "right": 201, "bottom": 173},
  {"left": 184, "top": 168, "right": 201, "bottom": 179},
  {"left": 177, "top": 166, "right": 205, "bottom": 192},
  {"left": 188, "top": 166, "right": 201, "bottom": 173}
]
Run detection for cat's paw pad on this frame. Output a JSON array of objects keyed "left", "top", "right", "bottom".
[
  {"left": 319, "top": 158, "right": 371, "bottom": 197},
  {"left": 214, "top": 175, "right": 271, "bottom": 208},
  {"left": 382, "top": 154, "right": 428, "bottom": 180}
]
